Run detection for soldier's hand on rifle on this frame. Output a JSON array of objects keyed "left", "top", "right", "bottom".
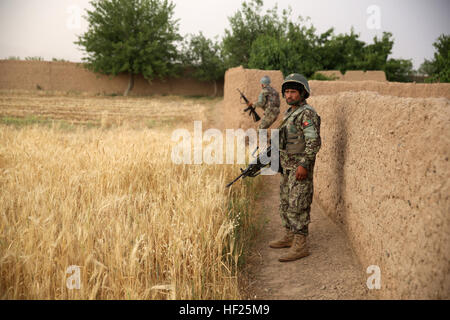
[
  {"left": 296, "top": 165, "right": 308, "bottom": 181},
  {"left": 246, "top": 101, "right": 253, "bottom": 107}
]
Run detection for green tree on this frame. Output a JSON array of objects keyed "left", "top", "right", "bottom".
[
  {"left": 25, "top": 56, "right": 44, "bottom": 61},
  {"left": 180, "top": 33, "right": 225, "bottom": 96},
  {"left": 283, "top": 18, "right": 322, "bottom": 76},
  {"left": 421, "top": 34, "right": 450, "bottom": 82},
  {"left": 224, "top": 0, "right": 416, "bottom": 82},
  {"left": 75, "top": 0, "right": 181, "bottom": 96},
  {"left": 312, "top": 28, "right": 340, "bottom": 70},
  {"left": 418, "top": 59, "right": 436, "bottom": 77},
  {"left": 52, "top": 58, "right": 69, "bottom": 62},
  {"left": 315, "top": 28, "right": 365, "bottom": 73},
  {"left": 248, "top": 34, "right": 288, "bottom": 73},
  {"left": 384, "top": 58, "right": 414, "bottom": 82},
  {"left": 248, "top": 17, "right": 322, "bottom": 77},
  {"left": 222, "top": 0, "right": 288, "bottom": 68},
  {"left": 361, "top": 32, "right": 394, "bottom": 70}
]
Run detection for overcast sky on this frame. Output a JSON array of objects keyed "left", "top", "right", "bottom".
[{"left": 0, "top": 0, "right": 448, "bottom": 69}]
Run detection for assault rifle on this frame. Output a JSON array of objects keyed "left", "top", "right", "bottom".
[
  {"left": 226, "top": 145, "right": 274, "bottom": 188},
  {"left": 237, "top": 88, "right": 261, "bottom": 122}
]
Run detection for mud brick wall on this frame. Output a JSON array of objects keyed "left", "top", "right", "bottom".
[
  {"left": 309, "top": 80, "right": 450, "bottom": 99},
  {"left": 310, "top": 92, "right": 449, "bottom": 299},
  {"left": 222, "top": 66, "right": 286, "bottom": 131},
  {"left": 0, "top": 60, "right": 224, "bottom": 96},
  {"left": 342, "top": 70, "right": 387, "bottom": 81},
  {"left": 223, "top": 66, "right": 450, "bottom": 299},
  {"left": 315, "top": 70, "right": 387, "bottom": 81}
]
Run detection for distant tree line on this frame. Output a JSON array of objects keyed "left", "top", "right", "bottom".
[
  {"left": 9, "top": 0, "right": 448, "bottom": 95},
  {"left": 7, "top": 56, "right": 70, "bottom": 62},
  {"left": 206, "top": 0, "right": 449, "bottom": 83}
]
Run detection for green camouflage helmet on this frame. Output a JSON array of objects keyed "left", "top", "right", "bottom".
[
  {"left": 281, "top": 73, "right": 310, "bottom": 99},
  {"left": 260, "top": 75, "right": 271, "bottom": 85}
]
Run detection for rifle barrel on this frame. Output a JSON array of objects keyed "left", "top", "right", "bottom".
[
  {"left": 237, "top": 88, "right": 249, "bottom": 104},
  {"left": 226, "top": 172, "right": 245, "bottom": 188}
]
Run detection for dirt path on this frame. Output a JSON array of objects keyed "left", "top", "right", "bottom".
[
  {"left": 243, "top": 174, "right": 377, "bottom": 300},
  {"left": 210, "top": 100, "right": 375, "bottom": 300}
]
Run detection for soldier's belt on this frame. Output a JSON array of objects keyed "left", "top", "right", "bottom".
[{"left": 286, "top": 141, "right": 305, "bottom": 154}]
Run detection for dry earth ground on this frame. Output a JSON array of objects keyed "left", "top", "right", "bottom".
[
  {"left": 242, "top": 175, "right": 377, "bottom": 300},
  {"left": 0, "top": 90, "right": 215, "bottom": 129}
]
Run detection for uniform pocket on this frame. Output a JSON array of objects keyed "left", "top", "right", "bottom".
[{"left": 287, "top": 172, "right": 313, "bottom": 211}]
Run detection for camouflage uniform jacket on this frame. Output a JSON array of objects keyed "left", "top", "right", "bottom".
[
  {"left": 253, "top": 85, "right": 280, "bottom": 129},
  {"left": 253, "top": 85, "right": 280, "bottom": 111},
  {"left": 279, "top": 102, "right": 321, "bottom": 173}
]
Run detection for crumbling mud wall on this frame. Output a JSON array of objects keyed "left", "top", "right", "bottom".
[
  {"left": 342, "top": 70, "right": 387, "bottom": 81},
  {"left": 223, "top": 66, "right": 286, "bottom": 130},
  {"left": 0, "top": 60, "right": 224, "bottom": 96},
  {"left": 310, "top": 80, "right": 450, "bottom": 99},
  {"left": 310, "top": 92, "right": 449, "bottom": 299},
  {"left": 315, "top": 70, "right": 387, "bottom": 82},
  {"left": 315, "top": 70, "right": 344, "bottom": 80},
  {"left": 223, "top": 68, "right": 450, "bottom": 120},
  {"left": 223, "top": 67, "right": 450, "bottom": 299}
]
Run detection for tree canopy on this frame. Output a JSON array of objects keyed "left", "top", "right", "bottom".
[
  {"left": 180, "top": 32, "right": 225, "bottom": 96},
  {"left": 75, "top": 0, "right": 444, "bottom": 89},
  {"left": 75, "top": 0, "right": 181, "bottom": 95},
  {"left": 225, "top": 0, "right": 417, "bottom": 81},
  {"left": 419, "top": 34, "right": 450, "bottom": 83},
  {"left": 222, "top": 0, "right": 288, "bottom": 69}
]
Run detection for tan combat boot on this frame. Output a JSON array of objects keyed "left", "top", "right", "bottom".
[
  {"left": 278, "top": 234, "right": 310, "bottom": 262},
  {"left": 269, "top": 229, "right": 294, "bottom": 248}
]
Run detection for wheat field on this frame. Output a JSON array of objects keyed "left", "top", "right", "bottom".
[{"left": 0, "top": 91, "right": 262, "bottom": 299}]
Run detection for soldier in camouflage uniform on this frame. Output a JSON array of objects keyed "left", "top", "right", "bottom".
[
  {"left": 269, "top": 73, "right": 321, "bottom": 262},
  {"left": 246, "top": 76, "right": 281, "bottom": 130}
]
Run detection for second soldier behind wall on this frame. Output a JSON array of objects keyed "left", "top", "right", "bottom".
[{"left": 246, "top": 76, "right": 281, "bottom": 130}]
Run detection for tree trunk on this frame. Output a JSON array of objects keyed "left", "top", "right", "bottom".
[{"left": 124, "top": 73, "right": 134, "bottom": 96}]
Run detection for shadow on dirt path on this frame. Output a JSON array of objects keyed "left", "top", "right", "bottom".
[{"left": 243, "top": 174, "right": 377, "bottom": 300}]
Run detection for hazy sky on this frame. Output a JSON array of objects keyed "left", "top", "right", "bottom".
[{"left": 0, "top": 0, "right": 449, "bottom": 69}]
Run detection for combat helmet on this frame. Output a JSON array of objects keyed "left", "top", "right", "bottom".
[
  {"left": 260, "top": 75, "right": 271, "bottom": 86},
  {"left": 281, "top": 73, "right": 310, "bottom": 99}
]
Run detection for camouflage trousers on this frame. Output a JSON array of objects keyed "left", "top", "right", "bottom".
[
  {"left": 279, "top": 169, "right": 314, "bottom": 236},
  {"left": 258, "top": 107, "right": 280, "bottom": 130}
]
